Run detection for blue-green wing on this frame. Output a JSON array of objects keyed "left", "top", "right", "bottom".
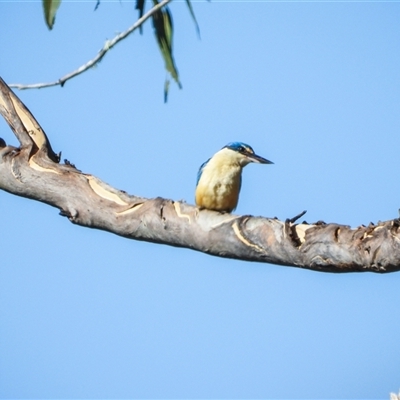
[{"left": 196, "top": 158, "right": 210, "bottom": 186}]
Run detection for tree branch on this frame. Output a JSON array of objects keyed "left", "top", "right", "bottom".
[
  {"left": 1, "top": 77, "right": 400, "bottom": 273},
  {"left": 8, "top": 0, "right": 173, "bottom": 90},
  {"left": 0, "top": 78, "right": 60, "bottom": 162}
]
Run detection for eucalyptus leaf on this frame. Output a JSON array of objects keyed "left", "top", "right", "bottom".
[
  {"left": 42, "top": 0, "right": 61, "bottom": 30},
  {"left": 184, "top": 0, "right": 200, "bottom": 37},
  {"left": 136, "top": 0, "right": 146, "bottom": 33},
  {"left": 152, "top": 3, "right": 181, "bottom": 94},
  {"left": 164, "top": 79, "right": 170, "bottom": 103}
]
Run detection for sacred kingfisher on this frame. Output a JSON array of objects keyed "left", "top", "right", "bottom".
[{"left": 195, "top": 142, "right": 273, "bottom": 213}]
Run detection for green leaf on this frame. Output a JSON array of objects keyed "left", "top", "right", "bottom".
[
  {"left": 42, "top": 0, "right": 61, "bottom": 30},
  {"left": 135, "top": 0, "right": 146, "bottom": 33},
  {"left": 164, "top": 79, "right": 170, "bottom": 103},
  {"left": 152, "top": 2, "right": 182, "bottom": 94},
  {"left": 184, "top": 0, "right": 200, "bottom": 38}
]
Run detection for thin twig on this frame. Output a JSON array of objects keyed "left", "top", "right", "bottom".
[{"left": 9, "top": 0, "right": 173, "bottom": 90}]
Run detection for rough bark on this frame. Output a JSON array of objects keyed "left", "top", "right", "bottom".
[{"left": 1, "top": 77, "right": 399, "bottom": 273}]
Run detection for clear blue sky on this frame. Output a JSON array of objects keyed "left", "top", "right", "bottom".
[{"left": 1, "top": 1, "right": 400, "bottom": 399}]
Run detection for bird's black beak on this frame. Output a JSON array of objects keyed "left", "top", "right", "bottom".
[{"left": 247, "top": 153, "right": 274, "bottom": 164}]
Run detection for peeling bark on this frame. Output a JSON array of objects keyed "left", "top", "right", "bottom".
[{"left": 1, "top": 77, "right": 399, "bottom": 273}]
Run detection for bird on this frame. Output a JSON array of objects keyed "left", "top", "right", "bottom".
[{"left": 195, "top": 142, "right": 273, "bottom": 213}]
